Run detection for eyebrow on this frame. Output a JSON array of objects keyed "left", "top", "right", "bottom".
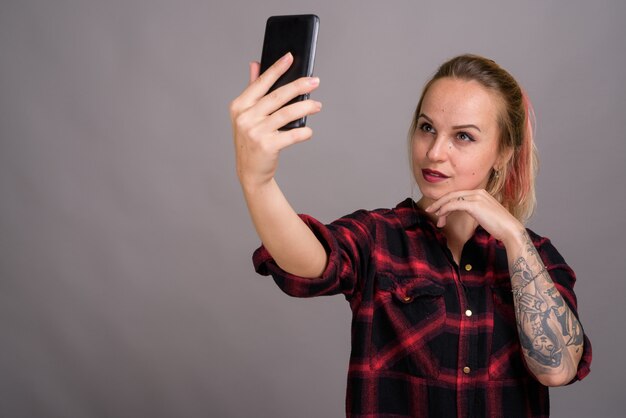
[{"left": 417, "top": 113, "right": 482, "bottom": 132}]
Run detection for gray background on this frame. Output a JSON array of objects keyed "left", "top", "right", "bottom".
[{"left": 1, "top": 0, "right": 624, "bottom": 417}]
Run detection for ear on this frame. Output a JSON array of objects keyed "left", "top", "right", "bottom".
[{"left": 495, "top": 146, "right": 514, "bottom": 171}]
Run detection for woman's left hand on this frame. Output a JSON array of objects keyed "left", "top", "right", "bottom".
[{"left": 424, "top": 189, "right": 525, "bottom": 245}]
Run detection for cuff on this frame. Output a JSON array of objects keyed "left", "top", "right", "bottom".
[{"left": 252, "top": 214, "right": 343, "bottom": 298}]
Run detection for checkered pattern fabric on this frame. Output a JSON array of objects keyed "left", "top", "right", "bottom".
[{"left": 254, "top": 198, "right": 591, "bottom": 417}]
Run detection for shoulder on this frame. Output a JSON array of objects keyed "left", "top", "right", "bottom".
[
  {"left": 331, "top": 198, "right": 421, "bottom": 229},
  {"left": 524, "top": 228, "right": 559, "bottom": 254},
  {"left": 525, "top": 228, "right": 551, "bottom": 247},
  {"left": 524, "top": 228, "right": 570, "bottom": 269}
]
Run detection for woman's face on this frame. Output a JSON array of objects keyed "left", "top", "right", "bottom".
[{"left": 412, "top": 77, "right": 506, "bottom": 205}]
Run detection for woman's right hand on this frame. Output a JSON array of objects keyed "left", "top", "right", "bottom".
[{"left": 229, "top": 52, "right": 322, "bottom": 191}]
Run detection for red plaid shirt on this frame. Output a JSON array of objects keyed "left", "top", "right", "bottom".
[{"left": 253, "top": 198, "right": 592, "bottom": 418}]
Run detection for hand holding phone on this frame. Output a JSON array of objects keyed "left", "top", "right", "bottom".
[
  {"left": 260, "top": 14, "right": 319, "bottom": 130},
  {"left": 229, "top": 15, "right": 321, "bottom": 192}
]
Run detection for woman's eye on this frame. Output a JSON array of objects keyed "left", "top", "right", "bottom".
[
  {"left": 420, "top": 123, "right": 434, "bottom": 133},
  {"left": 457, "top": 132, "right": 475, "bottom": 142}
]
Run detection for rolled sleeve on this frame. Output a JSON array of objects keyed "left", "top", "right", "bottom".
[
  {"left": 253, "top": 211, "right": 373, "bottom": 299},
  {"left": 536, "top": 235, "right": 592, "bottom": 383}
]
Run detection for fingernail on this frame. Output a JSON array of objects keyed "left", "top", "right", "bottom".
[
  {"left": 281, "top": 52, "right": 292, "bottom": 63},
  {"left": 308, "top": 77, "right": 320, "bottom": 86}
]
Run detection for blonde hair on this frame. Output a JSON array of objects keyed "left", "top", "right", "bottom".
[{"left": 409, "top": 54, "right": 538, "bottom": 223}]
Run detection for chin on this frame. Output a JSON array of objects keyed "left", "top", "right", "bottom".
[{"left": 416, "top": 184, "right": 447, "bottom": 200}]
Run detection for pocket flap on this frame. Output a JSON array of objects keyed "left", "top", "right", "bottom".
[{"left": 377, "top": 273, "right": 445, "bottom": 302}]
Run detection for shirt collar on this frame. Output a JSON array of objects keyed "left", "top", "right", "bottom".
[
  {"left": 393, "top": 198, "right": 492, "bottom": 242},
  {"left": 393, "top": 198, "right": 434, "bottom": 230}
]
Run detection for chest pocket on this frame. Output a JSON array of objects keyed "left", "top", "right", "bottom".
[
  {"left": 369, "top": 273, "right": 447, "bottom": 379},
  {"left": 489, "top": 282, "right": 527, "bottom": 380}
]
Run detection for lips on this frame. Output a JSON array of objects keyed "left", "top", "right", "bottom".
[{"left": 422, "top": 169, "right": 449, "bottom": 183}]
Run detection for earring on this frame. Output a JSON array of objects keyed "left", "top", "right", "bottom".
[{"left": 494, "top": 169, "right": 500, "bottom": 179}]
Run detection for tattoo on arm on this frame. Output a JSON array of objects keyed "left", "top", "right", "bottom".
[{"left": 510, "top": 233, "right": 584, "bottom": 376}]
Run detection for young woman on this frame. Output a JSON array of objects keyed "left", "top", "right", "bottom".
[{"left": 230, "top": 53, "right": 592, "bottom": 417}]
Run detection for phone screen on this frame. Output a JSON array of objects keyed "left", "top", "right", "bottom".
[{"left": 260, "top": 15, "right": 319, "bottom": 129}]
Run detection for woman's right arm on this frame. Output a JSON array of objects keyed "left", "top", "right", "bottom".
[{"left": 230, "top": 53, "right": 327, "bottom": 278}]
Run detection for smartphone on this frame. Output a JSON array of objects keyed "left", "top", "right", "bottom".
[{"left": 259, "top": 14, "right": 319, "bottom": 130}]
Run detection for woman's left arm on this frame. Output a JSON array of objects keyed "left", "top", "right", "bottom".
[
  {"left": 505, "top": 231, "right": 584, "bottom": 386},
  {"left": 426, "top": 189, "right": 584, "bottom": 386}
]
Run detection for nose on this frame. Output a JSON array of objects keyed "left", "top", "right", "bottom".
[{"left": 426, "top": 135, "right": 449, "bottom": 162}]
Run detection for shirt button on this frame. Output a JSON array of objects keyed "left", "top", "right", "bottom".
[
  {"left": 464, "top": 264, "right": 472, "bottom": 271},
  {"left": 463, "top": 366, "right": 471, "bottom": 374},
  {"left": 465, "top": 309, "right": 473, "bottom": 317}
]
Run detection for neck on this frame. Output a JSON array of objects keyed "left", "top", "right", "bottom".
[
  {"left": 418, "top": 197, "right": 478, "bottom": 264},
  {"left": 441, "top": 212, "right": 478, "bottom": 242}
]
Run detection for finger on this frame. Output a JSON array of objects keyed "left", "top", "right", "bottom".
[
  {"left": 240, "top": 52, "right": 294, "bottom": 107},
  {"left": 260, "top": 98, "right": 322, "bottom": 133},
  {"left": 425, "top": 191, "right": 474, "bottom": 214},
  {"left": 254, "top": 76, "right": 320, "bottom": 119},
  {"left": 430, "top": 195, "right": 474, "bottom": 226},
  {"left": 434, "top": 198, "right": 472, "bottom": 218},
  {"left": 249, "top": 61, "right": 261, "bottom": 84},
  {"left": 271, "top": 126, "right": 315, "bottom": 151}
]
